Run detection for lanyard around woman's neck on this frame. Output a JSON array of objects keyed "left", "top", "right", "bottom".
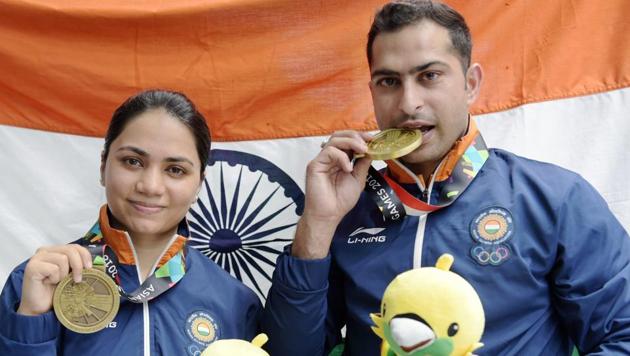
[{"left": 80, "top": 220, "right": 187, "bottom": 303}]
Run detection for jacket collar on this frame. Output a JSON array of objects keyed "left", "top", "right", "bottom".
[
  {"left": 98, "top": 205, "right": 188, "bottom": 267},
  {"left": 386, "top": 117, "right": 480, "bottom": 186}
]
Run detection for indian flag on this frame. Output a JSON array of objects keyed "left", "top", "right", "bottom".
[
  {"left": 1, "top": 0, "right": 628, "bottom": 302},
  {"left": 484, "top": 221, "right": 501, "bottom": 235},
  {"left": 197, "top": 323, "right": 211, "bottom": 337}
]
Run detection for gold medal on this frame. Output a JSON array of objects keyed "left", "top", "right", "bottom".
[
  {"left": 358, "top": 128, "right": 422, "bottom": 160},
  {"left": 53, "top": 268, "right": 120, "bottom": 334}
]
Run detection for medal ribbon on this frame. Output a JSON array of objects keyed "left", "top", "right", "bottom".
[
  {"left": 365, "top": 166, "right": 406, "bottom": 222},
  {"left": 80, "top": 221, "right": 186, "bottom": 303},
  {"left": 366, "top": 132, "right": 489, "bottom": 219}
]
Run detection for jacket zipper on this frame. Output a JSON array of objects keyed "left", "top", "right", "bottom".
[
  {"left": 124, "top": 233, "right": 180, "bottom": 356},
  {"left": 414, "top": 169, "right": 440, "bottom": 267},
  {"left": 421, "top": 188, "right": 429, "bottom": 202}
]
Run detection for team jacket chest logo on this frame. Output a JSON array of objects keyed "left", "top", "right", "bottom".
[
  {"left": 469, "top": 207, "right": 514, "bottom": 266},
  {"left": 347, "top": 227, "right": 387, "bottom": 244},
  {"left": 186, "top": 311, "right": 219, "bottom": 346}
]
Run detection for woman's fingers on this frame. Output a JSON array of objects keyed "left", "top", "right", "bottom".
[
  {"left": 34, "top": 244, "right": 92, "bottom": 283},
  {"left": 26, "top": 259, "right": 62, "bottom": 285}
]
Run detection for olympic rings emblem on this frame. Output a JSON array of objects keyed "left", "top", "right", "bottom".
[{"left": 471, "top": 244, "right": 511, "bottom": 266}]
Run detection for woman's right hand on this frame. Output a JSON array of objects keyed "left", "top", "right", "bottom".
[{"left": 17, "top": 244, "right": 92, "bottom": 316}]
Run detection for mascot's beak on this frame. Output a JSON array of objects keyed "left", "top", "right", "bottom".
[{"left": 390, "top": 314, "right": 435, "bottom": 353}]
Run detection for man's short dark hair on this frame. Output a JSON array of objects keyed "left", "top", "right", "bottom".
[{"left": 367, "top": 0, "right": 472, "bottom": 72}]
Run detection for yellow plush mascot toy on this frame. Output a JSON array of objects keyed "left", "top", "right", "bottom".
[
  {"left": 370, "top": 254, "right": 485, "bottom": 356},
  {"left": 201, "top": 333, "right": 269, "bottom": 356}
]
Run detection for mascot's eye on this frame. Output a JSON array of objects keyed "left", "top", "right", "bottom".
[
  {"left": 447, "top": 323, "right": 459, "bottom": 337},
  {"left": 382, "top": 303, "right": 387, "bottom": 316}
]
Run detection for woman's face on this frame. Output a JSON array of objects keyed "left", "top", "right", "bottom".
[{"left": 101, "top": 108, "right": 202, "bottom": 239}]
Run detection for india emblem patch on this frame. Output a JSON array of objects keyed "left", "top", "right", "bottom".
[
  {"left": 186, "top": 311, "right": 219, "bottom": 346},
  {"left": 469, "top": 207, "right": 514, "bottom": 266}
]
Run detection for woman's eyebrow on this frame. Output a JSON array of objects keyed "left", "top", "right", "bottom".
[
  {"left": 116, "top": 145, "right": 148, "bottom": 156},
  {"left": 116, "top": 146, "right": 194, "bottom": 166},
  {"left": 165, "top": 156, "right": 195, "bottom": 166}
]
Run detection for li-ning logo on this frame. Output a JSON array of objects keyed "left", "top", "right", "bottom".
[{"left": 347, "top": 227, "right": 387, "bottom": 244}]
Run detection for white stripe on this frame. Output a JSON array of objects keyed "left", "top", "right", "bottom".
[
  {"left": 0, "top": 129, "right": 324, "bottom": 285},
  {"left": 1, "top": 87, "right": 629, "bottom": 286},
  {"left": 142, "top": 302, "right": 150, "bottom": 356},
  {"left": 136, "top": 232, "right": 179, "bottom": 356},
  {"left": 412, "top": 214, "right": 428, "bottom": 268},
  {"left": 411, "top": 167, "right": 438, "bottom": 268},
  {"left": 123, "top": 232, "right": 151, "bottom": 356},
  {"left": 476, "top": 87, "right": 630, "bottom": 228},
  {"left": 0, "top": 125, "right": 104, "bottom": 284}
]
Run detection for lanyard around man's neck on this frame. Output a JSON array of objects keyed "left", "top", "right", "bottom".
[{"left": 365, "top": 131, "right": 489, "bottom": 221}]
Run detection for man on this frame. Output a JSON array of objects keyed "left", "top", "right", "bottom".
[{"left": 262, "top": 1, "right": 630, "bottom": 355}]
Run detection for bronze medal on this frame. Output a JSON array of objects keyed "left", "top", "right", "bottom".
[
  {"left": 53, "top": 268, "right": 120, "bottom": 334},
  {"left": 359, "top": 128, "right": 422, "bottom": 160}
]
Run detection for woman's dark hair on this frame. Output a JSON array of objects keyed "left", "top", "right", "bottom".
[
  {"left": 367, "top": 0, "right": 472, "bottom": 73},
  {"left": 102, "top": 89, "right": 211, "bottom": 177}
]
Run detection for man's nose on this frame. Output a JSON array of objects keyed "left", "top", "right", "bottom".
[{"left": 398, "top": 82, "right": 424, "bottom": 116}]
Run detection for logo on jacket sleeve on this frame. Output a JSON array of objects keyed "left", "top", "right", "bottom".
[
  {"left": 469, "top": 207, "right": 514, "bottom": 266},
  {"left": 186, "top": 311, "right": 220, "bottom": 346}
]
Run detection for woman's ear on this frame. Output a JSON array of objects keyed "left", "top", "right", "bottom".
[{"left": 193, "top": 171, "right": 205, "bottom": 203}]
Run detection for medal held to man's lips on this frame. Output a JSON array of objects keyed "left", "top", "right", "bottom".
[
  {"left": 356, "top": 128, "right": 422, "bottom": 160},
  {"left": 53, "top": 268, "right": 120, "bottom": 334}
]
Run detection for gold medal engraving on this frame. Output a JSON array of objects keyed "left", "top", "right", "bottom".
[
  {"left": 361, "top": 128, "right": 422, "bottom": 160},
  {"left": 53, "top": 268, "right": 120, "bottom": 334}
]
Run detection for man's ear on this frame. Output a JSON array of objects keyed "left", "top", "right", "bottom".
[
  {"left": 100, "top": 151, "right": 106, "bottom": 186},
  {"left": 465, "top": 63, "right": 483, "bottom": 106}
]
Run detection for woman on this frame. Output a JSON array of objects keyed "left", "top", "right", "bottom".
[{"left": 0, "top": 90, "right": 260, "bottom": 355}]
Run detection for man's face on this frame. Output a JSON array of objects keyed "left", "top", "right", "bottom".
[{"left": 369, "top": 20, "right": 481, "bottom": 176}]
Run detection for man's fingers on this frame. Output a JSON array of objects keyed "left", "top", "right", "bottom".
[
  {"left": 321, "top": 146, "right": 354, "bottom": 173},
  {"left": 352, "top": 157, "right": 373, "bottom": 183},
  {"left": 358, "top": 131, "right": 374, "bottom": 142},
  {"left": 325, "top": 136, "right": 368, "bottom": 155},
  {"left": 322, "top": 130, "right": 372, "bottom": 152}
]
